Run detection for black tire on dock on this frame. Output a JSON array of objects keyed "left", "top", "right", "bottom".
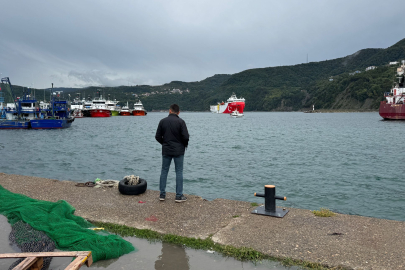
[{"left": 118, "top": 178, "right": 147, "bottom": 195}]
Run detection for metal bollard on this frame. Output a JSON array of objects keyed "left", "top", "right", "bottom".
[{"left": 251, "top": 185, "right": 289, "bottom": 218}]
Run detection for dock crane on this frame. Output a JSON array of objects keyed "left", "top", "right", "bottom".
[{"left": 0, "top": 77, "right": 21, "bottom": 119}]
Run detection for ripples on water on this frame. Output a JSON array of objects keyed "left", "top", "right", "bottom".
[{"left": 1, "top": 112, "right": 404, "bottom": 221}]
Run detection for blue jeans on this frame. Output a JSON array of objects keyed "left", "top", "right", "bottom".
[{"left": 159, "top": 155, "right": 184, "bottom": 197}]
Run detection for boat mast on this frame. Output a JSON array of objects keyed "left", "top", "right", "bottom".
[{"left": 52, "top": 83, "right": 55, "bottom": 117}]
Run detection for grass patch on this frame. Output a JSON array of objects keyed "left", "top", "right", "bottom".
[
  {"left": 250, "top": 202, "right": 259, "bottom": 207},
  {"left": 312, "top": 208, "right": 336, "bottom": 217},
  {"left": 91, "top": 221, "right": 348, "bottom": 269},
  {"left": 232, "top": 215, "right": 240, "bottom": 218}
]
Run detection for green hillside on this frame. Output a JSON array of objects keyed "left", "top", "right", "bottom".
[
  {"left": 3, "top": 38, "right": 405, "bottom": 111},
  {"left": 134, "top": 37, "right": 405, "bottom": 111}
]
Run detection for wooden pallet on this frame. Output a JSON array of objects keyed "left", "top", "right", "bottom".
[{"left": 0, "top": 251, "right": 93, "bottom": 270}]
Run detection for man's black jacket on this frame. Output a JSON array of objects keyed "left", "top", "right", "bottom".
[{"left": 155, "top": 114, "right": 189, "bottom": 156}]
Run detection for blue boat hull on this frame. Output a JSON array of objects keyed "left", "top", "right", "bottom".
[
  {"left": 30, "top": 118, "right": 74, "bottom": 129},
  {"left": 0, "top": 120, "right": 31, "bottom": 129}
]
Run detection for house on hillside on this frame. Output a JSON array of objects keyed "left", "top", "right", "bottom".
[
  {"left": 389, "top": 61, "right": 399, "bottom": 65},
  {"left": 365, "top": 66, "right": 377, "bottom": 71},
  {"left": 350, "top": 70, "right": 362, "bottom": 75},
  {"left": 171, "top": 88, "right": 182, "bottom": 94}
]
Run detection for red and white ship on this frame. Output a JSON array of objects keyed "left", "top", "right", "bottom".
[
  {"left": 132, "top": 100, "right": 147, "bottom": 116},
  {"left": 210, "top": 93, "right": 245, "bottom": 114},
  {"left": 379, "top": 61, "right": 405, "bottom": 120},
  {"left": 120, "top": 102, "right": 131, "bottom": 116},
  {"left": 89, "top": 95, "right": 111, "bottom": 117}
]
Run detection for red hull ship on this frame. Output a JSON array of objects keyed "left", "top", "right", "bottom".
[
  {"left": 379, "top": 61, "right": 405, "bottom": 120},
  {"left": 89, "top": 94, "right": 111, "bottom": 117},
  {"left": 210, "top": 93, "right": 245, "bottom": 114},
  {"left": 379, "top": 102, "right": 405, "bottom": 119},
  {"left": 132, "top": 100, "right": 147, "bottom": 116},
  {"left": 120, "top": 111, "right": 131, "bottom": 116},
  {"left": 120, "top": 102, "right": 131, "bottom": 116},
  {"left": 90, "top": 109, "right": 111, "bottom": 117},
  {"left": 132, "top": 110, "right": 146, "bottom": 116}
]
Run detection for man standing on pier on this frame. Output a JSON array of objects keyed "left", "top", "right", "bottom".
[{"left": 155, "top": 104, "right": 189, "bottom": 202}]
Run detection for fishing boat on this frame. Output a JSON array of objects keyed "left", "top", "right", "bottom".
[
  {"left": 106, "top": 98, "right": 120, "bottom": 116},
  {"left": 30, "top": 84, "right": 74, "bottom": 129},
  {"left": 132, "top": 100, "right": 147, "bottom": 116},
  {"left": 82, "top": 98, "right": 93, "bottom": 117},
  {"left": 210, "top": 93, "right": 245, "bottom": 114},
  {"left": 31, "top": 97, "right": 74, "bottom": 129},
  {"left": 0, "top": 102, "right": 32, "bottom": 129},
  {"left": 70, "top": 98, "right": 84, "bottom": 118},
  {"left": 0, "top": 78, "right": 74, "bottom": 129},
  {"left": 0, "top": 77, "right": 35, "bottom": 129},
  {"left": 379, "top": 61, "right": 405, "bottom": 120},
  {"left": 89, "top": 95, "right": 111, "bottom": 117},
  {"left": 230, "top": 109, "right": 244, "bottom": 118},
  {"left": 120, "top": 102, "right": 131, "bottom": 116}
]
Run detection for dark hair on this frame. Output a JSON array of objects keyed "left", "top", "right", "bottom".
[{"left": 170, "top": 104, "right": 180, "bottom": 113}]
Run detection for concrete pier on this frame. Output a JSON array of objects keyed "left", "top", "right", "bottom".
[{"left": 1, "top": 173, "right": 404, "bottom": 270}]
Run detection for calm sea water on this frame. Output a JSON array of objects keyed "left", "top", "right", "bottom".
[{"left": 0, "top": 112, "right": 404, "bottom": 221}]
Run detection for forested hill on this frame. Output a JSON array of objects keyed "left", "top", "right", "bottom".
[
  {"left": 216, "top": 38, "right": 405, "bottom": 111},
  {"left": 4, "top": 38, "right": 405, "bottom": 111},
  {"left": 123, "top": 37, "right": 405, "bottom": 111}
]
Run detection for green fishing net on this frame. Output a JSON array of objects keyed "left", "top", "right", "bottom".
[{"left": 0, "top": 185, "right": 135, "bottom": 262}]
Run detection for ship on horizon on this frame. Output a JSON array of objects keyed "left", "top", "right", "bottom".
[{"left": 210, "top": 93, "right": 245, "bottom": 114}]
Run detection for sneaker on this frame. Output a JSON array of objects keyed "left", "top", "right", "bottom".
[
  {"left": 159, "top": 194, "right": 165, "bottom": 201},
  {"left": 175, "top": 195, "right": 187, "bottom": 203}
]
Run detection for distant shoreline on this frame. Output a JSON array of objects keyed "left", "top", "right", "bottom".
[
  {"left": 151, "top": 110, "right": 379, "bottom": 113},
  {"left": 301, "top": 109, "right": 378, "bottom": 113}
]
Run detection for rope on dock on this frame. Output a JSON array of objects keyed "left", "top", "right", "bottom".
[
  {"left": 92, "top": 175, "right": 140, "bottom": 188},
  {"left": 94, "top": 180, "right": 119, "bottom": 188},
  {"left": 123, "top": 175, "right": 140, "bottom": 185}
]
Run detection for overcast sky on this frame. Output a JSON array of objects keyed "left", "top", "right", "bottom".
[{"left": 0, "top": 0, "right": 404, "bottom": 89}]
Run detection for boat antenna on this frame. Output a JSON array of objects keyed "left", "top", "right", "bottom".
[{"left": 52, "top": 83, "right": 55, "bottom": 117}]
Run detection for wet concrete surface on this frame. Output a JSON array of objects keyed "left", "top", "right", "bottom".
[{"left": 0, "top": 215, "right": 296, "bottom": 270}]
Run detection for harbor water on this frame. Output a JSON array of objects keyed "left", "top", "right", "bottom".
[{"left": 0, "top": 112, "right": 404, "bottom": 221}]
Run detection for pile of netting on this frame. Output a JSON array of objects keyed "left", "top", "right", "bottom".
[
  {"left": 8, "top": 221, "right": 55, "bottom": 270},
  {"left": 0, "top": 185, "right": 135, "bottom": 263}
]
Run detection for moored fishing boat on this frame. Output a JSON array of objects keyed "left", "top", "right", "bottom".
[
  {"left": 379, "top": 61, "right": 405, "bottom": 120},
  {"left": 82, "top": 98, "right": 92, "bottom": 117},
  {"left": 132, "top": 100, "right": 147, "bottom": 116},
  {"left": 106, "top": 98, "right": 120, "bottom": 116},
  {"left": 89, "top": 95, "right": 111, "bottom": 117},
  {"left": 0, "top": 78, "right": 74, "bottom": 129},
  {"left": 31, "top": 97, "right": 74, "bottom": 129},
  {"left": 70, "top": 98, "right": 84, "bottom": 118},
  {"left": 0, "top": 77, "right": 35, "bottom": 129},
  {"left": 120, "top": 102, "right": 131, "bottom": 116},
  {"left": 210, "top": 93, "right": 245, "bottom": 114}
]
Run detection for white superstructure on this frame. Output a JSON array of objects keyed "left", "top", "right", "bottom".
[
  {"left": 106, "top": 99, "right": 119, "bottom": 112},
  {"left": 133, "top": 100, "right": 145, "bottom": 111}
]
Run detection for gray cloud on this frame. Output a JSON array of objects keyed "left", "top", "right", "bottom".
[{"left": 0, "top": 0, "right": 404, "bottom": 88}]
